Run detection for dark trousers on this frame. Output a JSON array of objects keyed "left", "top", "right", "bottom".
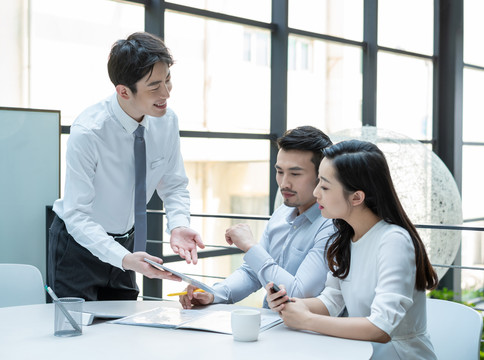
[{"left": 47, "top": 214, "right": 139, "bottom": 301}]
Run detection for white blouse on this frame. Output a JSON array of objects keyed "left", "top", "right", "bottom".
[{"left": 317, "top": 220, "right": 437, "bottom": 359}]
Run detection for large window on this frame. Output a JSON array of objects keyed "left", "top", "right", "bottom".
[
  {"left": 165, "top": 12, "right": 271, "bottom": 133},
  {"left": 287, "top": 0, "right": 363, "bottom": 132},
  {"left": 168, "top": 0, "right": 271, "bottom": 22},
  {"left": 163, "top": 7, "right": 272, "bottom": 304},
  {"left": 378, "top": 0, "right": 433, "bottom": 55},
  {"left": 462, "top": 0, "right": 484, "bottom": 289},
  {"left": 377, "top": 52, "right": 433, "bottom": 140},
  {"left": 287, "top": 36, "right": 362, "bottom": 133},
  {"left": 2, "top": 0, "right": 481, "bottom": 303},
  {"left": 29, "top": 0, "right": 144, "bottom": 125},
  {"left": 377, "top": 0, "right": 434, "bottom": 140},
  {"left": 289, "top": 0, "right": 363, "bottom": 41}
]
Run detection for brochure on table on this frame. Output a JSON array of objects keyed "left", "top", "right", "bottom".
[{"left": 111, "top": 306, "right": 283, "bottom": 335}]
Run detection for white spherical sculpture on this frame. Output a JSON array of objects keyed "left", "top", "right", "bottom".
[{"left": 329, "top": 126, "right": 462, "bottom": 279}]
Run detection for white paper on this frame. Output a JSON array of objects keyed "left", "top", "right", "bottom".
[{"left": 111, "top": 306, "right": 282, "bottom": 334}]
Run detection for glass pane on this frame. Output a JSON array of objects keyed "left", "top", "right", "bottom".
[
  {"left": 169, "top": 0, "right": 271, "bottom": 23},
  {"left": 289, "top": 0, "right": 363, "bottom": 41},
  {"left": 0, "top": 1, "right": 26, "bottom": 107},
  {"left": 162, "top": 137, "right": 271, "bottom": 306},
  {"left": 181, "top": 137, "right": 270, "bottom": 216},
  {"left": 463, "top": 68, "right": 484, "bottom": 142},
  {"left": 378, "top": 0, "right": 433, "bottom": 55},
  {"left": 287, "top": 36, "right": 362, "bottom": 133},
  {"left": 30, "top": 0, "right": 144, "bottom": 125},
  {"left": 377, "top": 52, "right": 433, "bottom": 140},
  {"left": 460, "top": 223, "right": 484, "bottom": 299},
  {"left": 464, "top": 0, "right": 484, "bottom": 66},
  {"left": 462, "top": 146, "right": 484, "bottom": 220},
  {"left": 165, "top": 12, "right": 271, "bottom": 133}
]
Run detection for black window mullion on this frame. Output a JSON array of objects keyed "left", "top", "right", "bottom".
[
  {"left": 362, "top": 0, "right": 377, "bottom": 126},
  {"left": 434, "top": 0, "right": 464, "bottom": 297},
  {"left": 145, "top": 0, "right": 165, "bottom": 39},
  {"left": 269, "top": 0, "right": 289, "bottom": 214}
]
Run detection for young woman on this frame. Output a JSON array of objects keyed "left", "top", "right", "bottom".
[{"left": 266, "top": 139, "right": 438, "bottom": 359}]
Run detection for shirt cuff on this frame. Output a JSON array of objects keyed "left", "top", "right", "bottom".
[
  {"left": 165, "top": 215, "right": 190, "bottom": 233},
  {"left": 243, "top": 244, "right": 272, "bottom": 273},
  {"left": 112, "top": 246, "right": 131, "bottom": 270},
  {"left": 211, "top": 283, "right": 231, "bottom": 304}
]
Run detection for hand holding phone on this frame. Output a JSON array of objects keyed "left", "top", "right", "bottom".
[
  {"left": 271, "top": 283, "right": 282, "bottom": 293},
  {"left": 270, "top": 283, "right": 290, "bottom": 303}
]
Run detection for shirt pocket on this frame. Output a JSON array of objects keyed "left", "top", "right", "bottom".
[
  {"left": 151, "top": 157, "right": 165, "bottom": 169},
  {"left": 284, "top": 245, "right": 306, "bottom": 274},
  {"left": 148, "top": 157, "right": 167, "bottom": 186}
]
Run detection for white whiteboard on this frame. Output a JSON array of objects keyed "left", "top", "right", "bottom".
[{"left": 0, "top": 107, "right": 60, "bottom": 281}]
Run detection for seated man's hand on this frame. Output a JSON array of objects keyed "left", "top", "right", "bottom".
[
  {"left": 170, "top": 227, "right": 205, "bottom": 265},
  {"left": 122, "top": 253, "right": 182, "bottom": 282},
  {"left": 179, "top": 284, "right": 214, "bottom": 309},
  {"left": 265, "top": 282, "right": 290, "bottom": 313},
  {"left": 225, "top": 223, "right": 256, "bottom": 252}
]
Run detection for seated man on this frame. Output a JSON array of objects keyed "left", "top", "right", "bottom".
[{"left": 179, "top": 126, "right": 335, "bottom": 309}]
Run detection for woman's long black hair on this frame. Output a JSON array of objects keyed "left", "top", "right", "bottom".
[{"left": 323, "top": 140, "right": 438, "bottom": 291}]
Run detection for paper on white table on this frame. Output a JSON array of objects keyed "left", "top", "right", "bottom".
[{"left": 111, "top": 306, "right": 282, "bottom": 334}]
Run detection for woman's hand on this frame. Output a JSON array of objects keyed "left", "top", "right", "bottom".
[
  {"left": 265, "top": 282, "right": 290, "bottom": 313},
  {"left": 280, "top": 298, "right": 312, "bottom": 330}
]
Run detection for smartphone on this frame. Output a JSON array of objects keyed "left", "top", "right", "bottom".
[
  {"left": 271, "top": 283, "right": 282, "bottom": 293},
  {"left": 270, "top": 283, "right": 290, "bottom": 303}
]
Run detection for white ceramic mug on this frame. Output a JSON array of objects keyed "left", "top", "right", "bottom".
[{"left": 231, "top": 309, "right": 261, "bottom": 342}]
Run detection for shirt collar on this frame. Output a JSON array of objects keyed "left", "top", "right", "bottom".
[
  {"left": 285, "top": 202, "right": 322, "bottom": 224},
  {"left": 110, "top": 93, "right": 150, "bottom": 134},
  {"left": 304, "top": 202, "right": 324, "bottom": 223}
]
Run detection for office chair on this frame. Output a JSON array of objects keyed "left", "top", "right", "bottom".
[
  {"left": 0, "top": 263, "right": 46, "bottom": 307},
  {"left": 427, "top": 298, "right": 483, "bottom": 360}
]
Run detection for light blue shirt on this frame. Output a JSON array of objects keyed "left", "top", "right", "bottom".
[
  {"left": 53, "top": 94, "right": 190, "bottom": 269},
  {"left": 212, "top": 202, "right": 335, "bottom": 308}
]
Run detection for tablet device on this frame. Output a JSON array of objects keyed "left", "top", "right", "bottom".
[{"left": 144, "top": 258, "right": 228, "bottom": 300}]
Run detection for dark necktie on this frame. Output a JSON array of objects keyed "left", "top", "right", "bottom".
[{"left": 134, "top": 125, "right": 147, "bottom": 252}]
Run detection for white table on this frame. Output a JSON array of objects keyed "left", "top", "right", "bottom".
[{"left": 0, "top": 300, "right": 373, "bottom": 360}]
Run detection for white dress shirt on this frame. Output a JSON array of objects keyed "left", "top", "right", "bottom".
[
  {"left": 317, "top": 220, "right": 437, "bottom": 360},
  {"left": 212, "top": 203, "right": 335, "bottom": 308},
  {"left": 53, "top": 94, "right": 190, "bottom": 269}
]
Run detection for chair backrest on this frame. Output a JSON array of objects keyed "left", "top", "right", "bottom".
[
  {"left": 0, "top": 263, "right": 46, "bottom": 307},
  {"left": 427, "top": 298, "right": 483, "bottom": 360}
]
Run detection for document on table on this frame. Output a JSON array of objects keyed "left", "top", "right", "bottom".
[{"left": 111, "top": 307, "right": 283, "bottom": 335}]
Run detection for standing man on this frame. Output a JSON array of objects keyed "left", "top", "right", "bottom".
[
  {"left": 180, "top": 126, "right": 334, "bottom": 309},
  {"left": 48, "top": 32, "right": 204, "bottom": 301}
]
